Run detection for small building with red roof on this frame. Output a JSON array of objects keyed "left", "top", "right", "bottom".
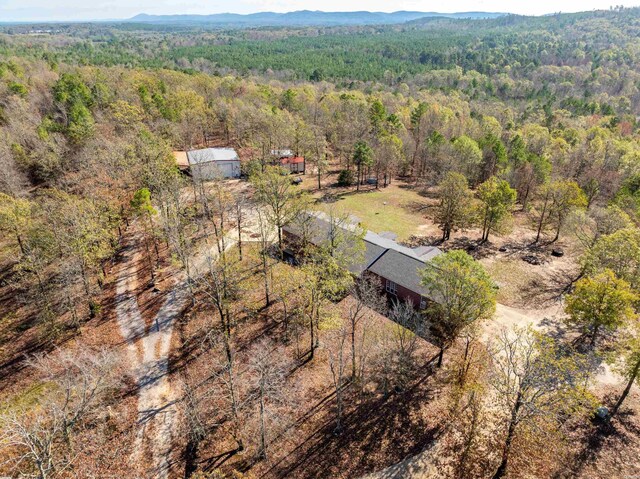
[
  {"left": 280, "top": 155, "right": 305, "bottom": 174},
  {"left": 270, "top": 148, "right": 305, "bottom": 174}
]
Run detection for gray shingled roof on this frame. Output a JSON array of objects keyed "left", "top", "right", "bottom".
[
  {"left": 187, "top": 148, "right": 239, "bottom": 165},
  {"left": 283, "top": 212, "right": 442, "bottom": 296},
  {"left": 282, "top": 214, "right": 376, "bottom": 275},
  {"left": 352, "top": 240, "right": 386, "bottom": 275},
  {"left": 364, "top": 231, "right": 441, "bottom": 262},
  {"left": 367, "top": 249, "right": 432, "bottom": 296}
]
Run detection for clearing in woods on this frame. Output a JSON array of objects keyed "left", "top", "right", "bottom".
[{"left": 315, "top": 182, "right": 433, "bottom": 241}]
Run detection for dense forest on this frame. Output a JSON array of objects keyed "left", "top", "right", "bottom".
[
  {"left": 4, "top": 8, "right": 640, "bottom": 95},
  {"left": 1, "top": 7, "right": 640, "bottom": 479}
]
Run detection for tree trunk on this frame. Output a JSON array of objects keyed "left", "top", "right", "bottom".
[
  {"left": 225, "top": 338, "right": 244, "bottom": 452},
  {"left": 442, "top": 224, "right": 451, "bottom": 242},
  {"left": 458, "top": 337, "right": 471, "bottom": 386},
  {"left": 80, "top": 261, "right": 91, "bottom": 297},
  {"left": 553, "top": 216, "right": 561, "bottom": 243},
  {"left": 147, "top": 213, "right": 159, "bottom": 261},
  {"left": 481, "top": 212, "right": 489, "bottom": 243},
  {"left": 38, "top": 460, "right": 48, "bottom": 479},
  {"left": 263, "top": 252, "right": 270, "bottom": 307},
  {"left": 522, "top": 183, "right": 531, "bottom": 210},
  {"left": 590, "top": 324, "right": 600, "bottom": 347},
  {"left": 259, "top": 386, "right": 267, "bottom": 459},
  {"left": 611, "top": 357, "right": 640, "bottom": 417},
  {"left": 282, "top": 298, "right": 289, "bottom": 340},
  {"left": 492, "top": 393, "right": 521, "bottom": 479},
  {"left": 66, "top": 293, "right": 78, "bottom": 326},
  {"left": 536, "top": 195, "right": 549, "bottom": 243},
  {"left": 437, "top": 347, "right": 444, "bottom": 368},
  {"left": 335, "top": 384, "right": 343, "bottom": 433},
  {"left": 314, "top": 307, "right": 321, "bottom": 349},
  {"left": 16, "top": 233, "right": 25, "bottom": 255},
  {"left": 410, "top": 136, "right": 421, "bottom": 181},
  {"left": 351, "top": 326, "right": 357, "bottom": 381},
  {"left": 309, "top": 309, "right": 315, "bottom": 360},
  {"left": 237, "top": 209, "right": 243, "bottom": 261}
]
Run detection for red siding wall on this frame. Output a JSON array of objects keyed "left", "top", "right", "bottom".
[
  {"left": 366, "top": 272, "right": 426, "bottom": 310},
  {"left": 284, "top": 231, "right": 430, "bottom": 310}
]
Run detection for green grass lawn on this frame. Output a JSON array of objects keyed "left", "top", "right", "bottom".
[{"left": 317, "top": 185, "right": 428, "bottom": 241}]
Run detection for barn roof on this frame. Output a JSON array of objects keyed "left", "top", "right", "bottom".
[
  {"left": 187, "top": 148, "right": 239, "bottom": 165},
  {"left": 173, "top": 151, "right": 189, "bottom": 168}
]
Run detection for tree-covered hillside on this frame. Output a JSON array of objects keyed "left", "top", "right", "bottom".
[
  {"left": 2, "top": 7, "right": 640, "bottom": 115},
  {"left": 1, "top": 7, "right": 640, "bottom": 479}
]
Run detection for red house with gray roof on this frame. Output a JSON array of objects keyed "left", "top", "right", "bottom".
[{"left": 282, "top": 213, "right": 442, "bottom": 309}]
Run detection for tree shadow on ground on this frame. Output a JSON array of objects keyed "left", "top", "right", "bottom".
[
  {"left": 538, "top": 315, "right": 570, "bottom": 340},
  {"left": 262, "top": 369, "right": 442, "bottom": 479},
  {"left": 396, "top": 182, "right": 437, "bottom": 199},
  {"left": 404, "top": 200, "right": 431, "bottom": 215},
  {"left": 557, "top": 404, "right": 639, "bottom": 479},
  {"left": 317, "top": 186, "right": 380, "bottom": 204},
  {"left": 519, "top": 264, "right": 580, "bottom": 306}
]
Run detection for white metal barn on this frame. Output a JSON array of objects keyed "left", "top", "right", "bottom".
[{"left": 187, "top": 148, "right": 241, "bottom": 180}]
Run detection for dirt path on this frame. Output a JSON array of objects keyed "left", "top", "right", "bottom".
[
  {"left": 115, "top": 232, "right": 190, "bottom": 479},
  {"left": 485, "top": 302, "right": 564, "bottom": 339},
  {"left": 362, "top": 301, "right": 627, "bottom": 479},
  {"left": 137, "top": 286, "right": 190, "bottom": 478},
  {"left": 359, "top": 444, "right": 440, "bottom": 479},
  {"left": 490, "top": 303, "right": 622, "bottom": 385},
  {"left": 114, "top": 211, "right": 263, "bottom": 477}
]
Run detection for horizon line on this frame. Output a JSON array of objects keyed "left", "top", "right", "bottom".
[{"left": 0, "top": 7, "right": 627, "bottom": 25}]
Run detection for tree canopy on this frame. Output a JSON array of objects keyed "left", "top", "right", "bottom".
[{"left": 421, "top": 250, "right": 497, "bottom": 366}]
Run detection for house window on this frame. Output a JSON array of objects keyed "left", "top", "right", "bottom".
[
  {"left": 386, "top": 280, "right": 397, "bottom": 295},
  {"left": 419, "top": 296, "right": 427, "bottom": 310}
]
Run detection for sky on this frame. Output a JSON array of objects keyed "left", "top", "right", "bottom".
[{"left": 1, "top": 0, "right": 639, "bottom": 22}]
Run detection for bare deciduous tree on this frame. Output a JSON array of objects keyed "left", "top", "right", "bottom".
[
  {"left": 370, "top": 300, "right": 422, "bottom": 395},
  {"left": 488, "top": 327, "right": 595, "bottom": 479},
  {"left": 346, "top": 276, "right": 384, "bottom": 382},
  {"left": 247, "top": 339, "right": 288, "bottom": 460},
  {"left": 0, "top": 346, "right": 120, "bottom": 479},
  {"left": 325, "top": 320, "right": 349, "bottom": 433}
]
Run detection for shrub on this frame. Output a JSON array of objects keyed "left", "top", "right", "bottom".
[
  {"left": 8, "top": 81, "right": 28, "bottom": 97},
  {"left": 337, "top": 169, "right": 355, "bottom": 187}
]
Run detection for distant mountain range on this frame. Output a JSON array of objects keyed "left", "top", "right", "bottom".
[{"left": 128, "top": 10, "right": 506, "bottom": 27}]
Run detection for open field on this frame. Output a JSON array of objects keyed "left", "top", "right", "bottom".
[{"left": 313, "top": 183, "right": 436, "bottom": 241}]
